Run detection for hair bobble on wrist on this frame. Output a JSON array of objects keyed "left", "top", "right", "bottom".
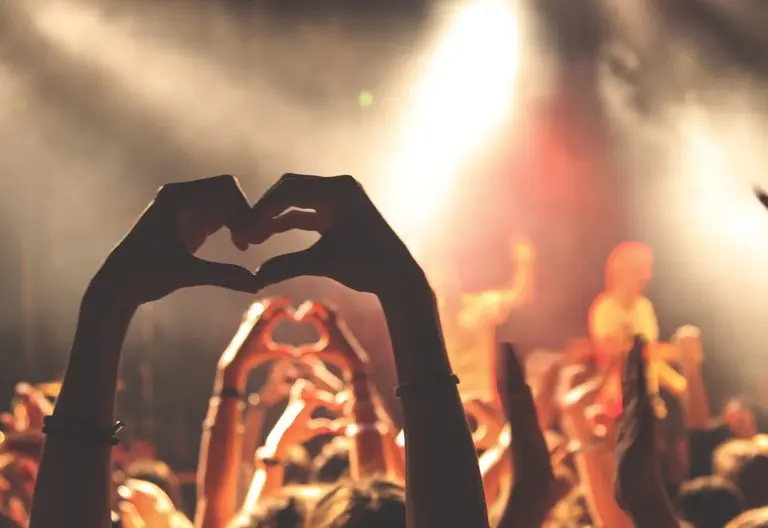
[
  {"left": 43, "top": 415, "right": 125, "bottom": 446},
  {"left": 395, "top": 373, "right": 459, "bottom": 399}
]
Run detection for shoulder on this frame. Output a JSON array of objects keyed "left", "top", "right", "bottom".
[
  {"left": 636, "top": 296, "right": 655, "bottom": 311},
  {"left": 589, "top": 293, "right": 614, "bottom": 316}
]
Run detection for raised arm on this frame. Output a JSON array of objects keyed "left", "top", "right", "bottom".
[
  {"left": 195, "top": 299, "right": 292, "bottom": 528},
  {"left": 31, "top": 175, "right": 264, "bottom": 528},
  {"left": 249, "top": 174, "right": 489, "bottom": 528},
  {"left": 614, "top": 336, "right": 679, "bottom": 528},
  {"left": 495, "top": 343, "right": 563, "bottom": 528}
]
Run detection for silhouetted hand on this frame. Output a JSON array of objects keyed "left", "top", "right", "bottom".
[
  {"left": 495, "top": 343, "right": 561, "bottom": 527},
  {"left": 245, "top": 174, "right": 422, "bottom": 296},
  {"left": 93, "top": 175, "right": 259, "bottom": 305},
  {"left": 614, "top": 336, "right": 659, "bottom": 512}
]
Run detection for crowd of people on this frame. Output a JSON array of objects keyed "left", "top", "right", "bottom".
[{"left": 1, "top": 174, "right": 768, "bottom": 527}]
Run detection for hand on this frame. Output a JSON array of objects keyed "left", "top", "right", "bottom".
[
  {"left": 258, "top": 359, "right": 302, "bottom": 407},
  {"left": 673, "top": 325, "right": 703, "bottom": 366},
  {"left": 295, "top": 301, "right": 370, "bottom": 375},
  {"left": 461, "top": 396, "right": 505, "bottom": 451},
  {"left": 260, "top": 380, "right": 342, "bottom": 460},
  {"left": 495, "top": 342, "right": 528, "bottom": 418},
  {"left": 614, "top": 336, "right": 660, "bottom": 513},
  {"left": 91, "top": 175, "right": 260, "bottom": 306},
  {"left": 118, "top": 479, "right": 185, "bottom": 528},
  {"left": 246, "top": 174, "right": 424, "bottom": 297},
  {"left": 218, "top": 298, "right": 294, "bottom": 384}
]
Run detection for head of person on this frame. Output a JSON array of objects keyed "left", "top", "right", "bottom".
[
  {"left": 715, "top": 440, "right": 768, "bottom": 509},
  {"left": 124, "top": 458, "right": 183, "bottom": 509},
  {"left": 676, "top": 476, "right": 745, "bottom": 528},
  {"left": 727, "top": 507, "right": 768, "bottom": 528},
  {"left": 306, "top": 479, "right": 406, "bottom": 528},
  {"left": 605, "top": 242, "right": 653, "bottom": 296},
  {"left": 312, "top": 437, "right": 350, "bottom": 484},
  {"left": 229, "top": 487, "right": 322, "bottom": 528},
  {"left": 724, "top": 399, "right": 759, "bottom": 439}
]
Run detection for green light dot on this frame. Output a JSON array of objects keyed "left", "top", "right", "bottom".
[{"left": 358, "top": 90, "right": 374, "bottom": 108}]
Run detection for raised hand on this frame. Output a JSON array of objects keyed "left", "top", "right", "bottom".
[
  {"left": 614, "top": 336, "right": 677, "bottom": 527},
  {"left": 217, "top": 298, "right": 294, "bottom": 388},
  {"left": 495, "top": 343, "right": 560, "bottom": 528},
  {"left": 245, "top": 174, "right": 422, "bottom": 296},
  {"left": 294, "top": 300, "right": 370, "bottom": 376},
  {"left": 91, "top": 175, "right": 260, "bottom": 306}
]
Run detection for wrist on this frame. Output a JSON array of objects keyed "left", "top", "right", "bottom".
[{"left": 216, "top": 364, "right": 248, "bottom": 392}]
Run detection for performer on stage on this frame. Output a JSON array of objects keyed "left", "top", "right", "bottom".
[
  {"left": 589, "top": 242, "right": 687, "bottom": 419},
  {"left": 431, "top": 241, "right": 534, "bottom": 402}
]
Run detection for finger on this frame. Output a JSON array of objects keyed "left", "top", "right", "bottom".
[
  {"left": 183, "top": 257, "right": 259, "bottom": 293},
  {"left": 253, "top": 247, "right": 326, "bottom": 290},
  {"left": 162, "top": 175, "right": 253, "bottom": 250},
  {"left": 251, "top": 174, "right": 330, "bottom": 223},
  {"left": 496, "top": 342, "right": 526, "bottom": 395},
  {"left": 307, "top": 418, "right": 334, "bottom": 434},
  {"left": 250, "top": 209, "right": 330, "bottom": 244}
]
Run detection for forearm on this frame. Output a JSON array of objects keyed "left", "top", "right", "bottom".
[
  {"left": 381, "top": 284, "right": 488, "bottom": 528},
  {"left": 195, "top": 368, "right": 246, "bottom": 528},
  {"left": 683, "top": 364, "right": 709, "bottom": 429},
  {"left": 348, "top": 376, "right": 389, "bottom": 479},
  {"left": 498, "top": 391, "right": 552, "bottom": 527},
  {"left": 31, "top": 287, "right": 136, "bottom": 528}
]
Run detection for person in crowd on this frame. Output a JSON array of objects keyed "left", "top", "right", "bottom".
[
  {"left": 589, "top": 242, "right": 687, "bottom": 419},
  {"left": 675, "top": 476, "right": 746, "bottom": 528}
]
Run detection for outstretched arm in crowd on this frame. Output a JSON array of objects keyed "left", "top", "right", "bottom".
[
  {"left": 614, "top": 336, "right": 679, "bottom": 528},
  {"left": 31, "top": 176, "right": 264, "bottom": 528},
  {"left": 195, "top": 299, "right": 291, "bottom": 528},
  {"left": 560, "top": 369, "right": 632, "bottom": 528},
  {"left": 240, "top": 380, "right": 337, "bottom": 514},
  {"left": 250, "top": 174, "right": 489, "bottom": 528},
  {"left": 495, "top": 343, "right": 564, "bottom": 528},
  {"left": 296, "top": 301, "right": 395, "bottom": 481}
]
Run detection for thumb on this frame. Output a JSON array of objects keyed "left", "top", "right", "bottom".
[
  {"left": 183, "top": 257, "right": 259, "bottom": 293},
  {"left": 254, "top": 248, "right": 324, "bottom": 290}
]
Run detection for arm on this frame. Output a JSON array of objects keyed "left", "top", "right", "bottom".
[
  {"left": 249, "top": 173, "right": 489, "bottom": 528},
  {"left": 30, "top": 288, "right": 136, "bottom": 528},
  {"left": 31, "top": 175, "right": 262, "bottom": 528},
  {"left": 496, "top": 344, "right": 561, "bottom": 528},
  {"left": 675, "top": 327, "right": 710, "bottom": 430},
  {"left": 381, "top": 286, "right": 490, "bottom": 528},
  {"left": 195, "top": 301, "right": 290, "bottom": 528},
  {"left": 560, "top": 379, "right": 632, "bottom": 528},
  {"left": 615, "top": 337, "right": 679, "bottom": 528}
]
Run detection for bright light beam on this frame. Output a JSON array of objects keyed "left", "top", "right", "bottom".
[{"left": 382, "top": 0, "right": 521, "bottom": 246}]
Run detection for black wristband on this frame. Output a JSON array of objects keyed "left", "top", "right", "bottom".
[
  {"left": 216, "top": 387, "right": 245, "bottom": 400},
  {"left": 43, "top": 415, "right": 125, "bottom": 446},
  {"left": 395, "top": 373, "right": 460, "bottom": 399}
]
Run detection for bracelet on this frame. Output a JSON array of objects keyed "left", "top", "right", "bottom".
[
  {"left": 43, "top": 415, "right": 125, "bottom": 446},
  {"left": 395, "top": 373, "right": 460, "bottom": 399},
  {"left": 345, "top": 422, "right": 387, "bottom": 437},
  {"left": 216, "top": 387, "right": 245, "bottom": 400}
]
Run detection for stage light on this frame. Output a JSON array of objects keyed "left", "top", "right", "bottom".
[
  {"left": 358, "top": 90, "right": 374, "bottom": 108},
  {"left": 381, "top": 0, "right": 522, "bottom": 247}
]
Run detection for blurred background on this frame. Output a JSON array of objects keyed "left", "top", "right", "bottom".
[{"left": 1, "top": 0, "right": 768, "bottom": 475}]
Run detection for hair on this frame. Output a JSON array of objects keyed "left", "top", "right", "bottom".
[
  {"left": 307, "top": 479, "right": 406, "bottom": 528},
  {"left": 676, "top": 476, "right": 745, "bottom": 528},
  {"left": 124, "top": 458, "right": 183, "bottom": 508},
  {"left": 0, "top": 512, "right": 22, "bottom": 528},
  {"left": 228, "top": 485, "right": 323, "bottom": 528},
  {"left": 312, "top": 437, "right": 350, "bottom": 484},
  {"left": 604, "top": 241, "right": 652, "bottom": 290},
  {"left": 727, "top": 507, "right": 768, "bottom": 528},
  {"left": 714, "top": 440, "right": 768, "bottom": 509},
  {"left": 282, "top": 444, "right": 313, "bottom": 486}
]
